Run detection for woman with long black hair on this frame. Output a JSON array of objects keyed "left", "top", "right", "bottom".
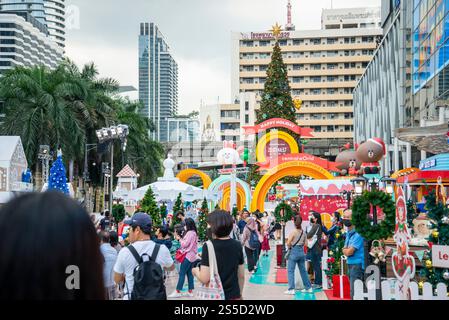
[
  {"left": 0, "top": 192, "right": 106, "bottom": 300},
  {"left": 168, "top": 218, "right": 199, "bottom": 298}
]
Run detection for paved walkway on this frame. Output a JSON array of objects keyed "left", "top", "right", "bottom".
[{"left": 165, "top": 242, "right": 328, "bottom": 300}]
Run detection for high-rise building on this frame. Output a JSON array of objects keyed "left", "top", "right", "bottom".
[
  {"left": 0, "top": 12, "right": 64, "bottom": 74},
  {"left": 43, "top": 0, "right": 66, "bottom": 48},
  {"left": 0, "top": 0, "right": 47, "bottom": 25},
  {"left": 0, "top": 0, "right": 66, "bottom": 49},
  {"left": 139, "top": 22, "right": 178, "bottom": 142},
  {"left": 354, "top": 0, "right": 449, "bottom": 173},
  {"left": 231, "top": 7, "right": 382, "bottom": 158}
]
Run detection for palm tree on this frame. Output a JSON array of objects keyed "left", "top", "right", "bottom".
[{"left": 0, "top": 66, "right": 86, "bottom": 170}]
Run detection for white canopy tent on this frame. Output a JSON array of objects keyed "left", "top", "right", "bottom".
[{"left": 115, "top": 155, "right": 221, "bottom": 207}]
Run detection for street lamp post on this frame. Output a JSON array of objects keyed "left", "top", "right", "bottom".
[
  {"left": 96, "top": 125, "right": 129, "bottom": 215},
  {"left": 38, "top": 145, "right": 52, "bottom": 189}
]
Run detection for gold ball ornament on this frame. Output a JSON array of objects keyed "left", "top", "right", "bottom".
[
  {"left": 425, "top": 260, "right": 433, "bottom": 269},
  {"left": 335, "top": 233, "right": 340, "bottom": 239},
  {"left": 329, "top": 251, "right": 334, "bottom": 256},
  {"left": 432, "top": 231, "right": 439, "bottom": 238},
  {"left": 418, "top": 281, "right": 424, "bottom": 289}
]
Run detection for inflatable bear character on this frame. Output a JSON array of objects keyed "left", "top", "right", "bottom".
[
  {"left": 335, "top": 150, "right": 361, "bottom": 176},
  {"left": 356, "top": 138, "right": 386, "bottom": 175}
]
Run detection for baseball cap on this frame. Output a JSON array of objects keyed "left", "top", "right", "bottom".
[{"left": 124, "top": 212, "right": 152, "bottom": 229}]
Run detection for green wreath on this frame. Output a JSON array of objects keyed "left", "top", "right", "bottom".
[
  {"left": 274, "top": 202, "right": 294, "bottom": 223},
  {"left": 351, "top": 190, "right": 396, "bottom": 240}
]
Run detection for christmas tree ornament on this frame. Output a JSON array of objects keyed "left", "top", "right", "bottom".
[
  {"left": 441, "top": 216, "right": 449, "bottom": 224},
  {"left": 425, "top": 260, "right": 432, "bottom": 269},
  {"left": 277, "top": 100, "right": 283, "bottom": 106},
  {"left": 418, "top": 281, "right": 424, "bottom": 289},
  {"left": 432, "top": 231, "right": 439, "bottom": 238},
  {"left": 443, "top": 271, "right": 449, "bottom": 280}
]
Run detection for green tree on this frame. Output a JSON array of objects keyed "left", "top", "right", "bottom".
[
  {"left": 256, "top": 41, "right": 297, "bottom": 125},
  {"left": 198, "top": 198, "right": 209, "bottom": 241},
  {"left": 171, "top": 193, "right": 183, "bottom": 227},
  {"left": 419, "top": 191, "right": 449, "bottom": 289},
  {"left": 112, "top": 204, "right": 126, "bottom": 224},
  {"left": 141, "top": 187, "right": 162, "bottom": 228},
  {"left": 159, "top": 202, "right": 167, "bottom": 222}
]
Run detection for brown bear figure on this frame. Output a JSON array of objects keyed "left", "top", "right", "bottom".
[
  {"left": 335, "top": 150, "right": 362, "bottom": 176},
  {"left": 356, "top": 138, "right": 386, "bottom": 175}
]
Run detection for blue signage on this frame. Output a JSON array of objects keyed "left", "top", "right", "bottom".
[{"left": 419, "top": 158, "right": 437, "bottom": 170}]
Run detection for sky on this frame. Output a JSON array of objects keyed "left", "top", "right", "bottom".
[{"left": 65, "top": 0, "right": 381, "bottom": 115}]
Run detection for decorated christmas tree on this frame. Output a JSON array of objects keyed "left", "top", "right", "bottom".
[
  {"left": 198, "top": 198, "right": 209, "bottom": 241},
  {"left": 171, "top": 193, "right": 183, "bottom": 227},
  {"left": 232, "top": 206, "right": 238, "bottom": 219},
  {"left": 140, "top": 187, "right": 162, "bottom": 228},
  {"left": 48, "top": 149, "right": 69, "bottom": 195},
  {"left": 255, "top": 24, "right": 297, "bottom": 126},
  {"left": 325, "top": 230, "right": 346, "bottom": 277},
  {"left": 419, "top": 191, "right": 449, "bottom": 288},
  {"left": 159, "top": 202, "right": 167, "bottom": 225}
]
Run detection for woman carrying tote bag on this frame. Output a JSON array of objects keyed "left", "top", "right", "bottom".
[{"left": 193, "top": 210, "right": 245, "bottom": 300}]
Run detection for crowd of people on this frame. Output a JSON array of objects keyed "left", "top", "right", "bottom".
[{"left": 0, "top": 191, "right": 365, "bottom": 300}]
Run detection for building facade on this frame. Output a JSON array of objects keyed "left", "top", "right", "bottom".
[
  {"left": 354, "top": 0, "right": 449, "bottom": 174},
  {"left": 231, "top": 7, "right": 382, "bottom": 158},
  {"left": 43, "top": 0, "right": 65, "bottom": 48},
  {"left": 199, "top": 92, "right": 258, "bottom": 142},
  {"left": 139, "top": 22, "right": 178, "bottom": 142},
  {"left": 0, "top": 0, "right": 47, "bottom": 25},
  {"left": 0, "top": 12, "right": 64, "bottom": 74},
  {"left": 165, "top": 116, "right": 200, "bottom": 143}
]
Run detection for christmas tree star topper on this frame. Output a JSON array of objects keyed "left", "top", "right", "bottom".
[{"left": 271, "top": 23, "right": 283, "bottom": 39}]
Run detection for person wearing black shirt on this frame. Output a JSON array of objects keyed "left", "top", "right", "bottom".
[
  {"left": 99, "top": 210, "right": 111, "bottom": 231},
  {"left": 192, "top": 210, "right": 245, "bottom": 300}
]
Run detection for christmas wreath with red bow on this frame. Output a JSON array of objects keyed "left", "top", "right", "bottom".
[{"left": 351, "top": 190, "right": 396, "bottom": 240}]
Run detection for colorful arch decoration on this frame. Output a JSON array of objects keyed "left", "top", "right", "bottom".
[
  {"left": 209, "top": 176, "right": 251, "bottom": 211},
  {"left": 256, "top": 131, "right": 299, "bottom": 164},
  {"left": 176, "top": 169, "right": 212, "bottom": 189},
  {"left": 220, "top": 184, "right": 246, "bottom": 211},
  {"left": 250, "top": 161, "right": 334, "bottom": 212}
]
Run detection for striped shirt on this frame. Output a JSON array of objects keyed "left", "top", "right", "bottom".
[{"left": 180, "top": 230, "right": 199, "bottom": 262}]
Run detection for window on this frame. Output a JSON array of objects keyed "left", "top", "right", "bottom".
[
  {"left": 311, "top": 64, "right": 321, "bottom": 70},
  {"left": 311, "top": 38, "right": 321, "bottom": 45},
  {"left": 292, "top": 89, "right": 304, "bottom": 95},
  {"left": 344, "top": 113, "right": 352, "bottom": 119},
  {"left": 345, "top": 125, "right": 353, "bottom": 132},
  {"left": 245, "top": 114, "right": 249, "bottom": 124},
  {"left": 260, "top": 40, "right": 270, "bottom": 47},
  {"left": 311, "top": 76, "right": 321, "bottom": 82},
  {"left": 245, "top": 102, "right": 249, "bottom": 111},
  {"left": 293, "top": 64, "right": 304, "bottom": 70},
  {"left": 260, "top": 65, "right": 268, "bottom": 71},
  {"left": 327, "top": 88, "right": 336, "bottom": 94},
  {"left": 327, "top": 125, "right": 335, "bottom": 132},
  {"left": 242, "top": 65, "right": 254, "bottom": 72},
  {"left": 311, "top": 89, "right": 321, "bottom": 95},
  {"left": 327, "top": 38, "right": 337, "bottom": 44},
  {"left": 344, "top": 50, "right": 356, "bottom": 56},
  {"left": 362, "top": 36, "right": 374, "bottom": 43},
  {"left": 221, "top": 123, "right": 239, "bottom": 130},
  {"left": 327, "top": 51, "right": 338, "bottom": 57},
  {"left": 328, "top": 101, "right": 337, "bottom": 107},
  {"left": 293, "top": 77, "right": 304, "bottom": 83},
  {"left": 344, "top": 75, "right": 356, "bottom": 81},
  {"left": 344, "top": 63, "right": 356, "bottom": 69},
  {"left": 314, "top": 126, "right": 322, "bottom": 132},
  {"left": 279, "top": 40, "right": 287, "bottom": 46},
  {"left": 362, "top": 62, "right": 369, "bottom": 68},
  {"left": 327, "top": 63, "right": 338, "bottom": 69},
  {"left": 344, "top": 37, "right": 356, "bottom": 43},
  {"left": 242, "top": 78, "right": 254, "bottom": 84},
  {"left": 311, "top": 51, "right": 321, "bottom": 58},
  {"left": 293, "top": 39, "right": 304, "bottom": 45},
  {"left": 327, "top": 76, "right": 337, "bottom": 82},
  {"left": 345, "top": 100, "right": 353, "bottom": 106},
  {"left": 311, "top": 101, "right": 321, "bottom": 107}
]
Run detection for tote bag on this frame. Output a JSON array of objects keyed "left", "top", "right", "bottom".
[
  {"left": 307, "top": 227, "right": 319, "bottom": 249},
  {"left": 195, "top": 241, "right": 225, "bottom": 300}
]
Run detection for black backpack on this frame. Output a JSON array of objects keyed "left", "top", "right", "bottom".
[{"left": 127, "top": 244, "right": 167, "bottom": 300}]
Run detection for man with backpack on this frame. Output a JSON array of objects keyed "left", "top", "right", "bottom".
[{"left": 113, "top": 212, "right": 175, "bottom": 300}]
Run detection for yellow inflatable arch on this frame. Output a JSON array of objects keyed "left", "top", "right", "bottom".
[
  {"left": 250, "top": 161, "right": 334, "bottom": 212},
  {"left": 176, "top": 169, "right": 212, "bottom": 189}
]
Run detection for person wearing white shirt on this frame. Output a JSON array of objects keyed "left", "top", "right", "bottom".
[{"left": 113, "top": 213, "right": 175, "bottom": 300}]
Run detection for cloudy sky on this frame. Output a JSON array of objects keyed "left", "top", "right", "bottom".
[{"left": 65, "top": 0, "right": 381, "bottom": 115}]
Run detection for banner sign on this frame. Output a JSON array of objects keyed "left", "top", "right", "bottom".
[
  {"left": 257, "top": 153, "right": 342, "bottom": 171},
  {"left": 264, "top": 139, "right": 291, "bottom": 159},
  {"left": 242, "top": 118, "right": 314, "bottom": 137},
  {"left": 432, "top": 245, "right": 449, "bottom": 268}
]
